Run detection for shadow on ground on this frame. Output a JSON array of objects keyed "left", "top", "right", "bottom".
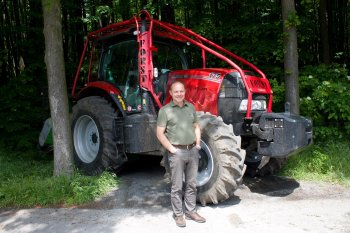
[
  {"left": 81, "top": 155, "right": 170, "bottom": 210},
  {"left": 243, "top": 175, "right": 300, "bottom": 197},
  {"left": 82, "top": 155, "right": 300, "bottom": 209}
]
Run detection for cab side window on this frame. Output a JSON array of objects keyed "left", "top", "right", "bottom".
[
  {"left": 154, "top": 42, "right": 187, "bottom": 71},
  {"left": 152, "top": 42, "right": 188, "bottom": 103}
]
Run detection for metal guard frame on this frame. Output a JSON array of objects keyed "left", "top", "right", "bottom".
[{"left": 72, "top": 10, "right": 273, "bottom": 119}]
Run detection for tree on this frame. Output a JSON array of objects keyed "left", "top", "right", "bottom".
[
  {"left": 119, "top": 0, "right": 131, "bottom": 20},
  {"left": 160, "top": 2, "right": 175, "bottom": 24},
  {"left": 319, "top": 0, "right": 330, "bottom": 64},
  {"left": 282, "top": 0, "right": 299, "bottom": 115},
  {"left": 42, "top": 0, "right": 74, "bottom": 176}
]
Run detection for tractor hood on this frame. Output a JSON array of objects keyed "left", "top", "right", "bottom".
[{"left": 164, "top": 68, "right": 234, "bottom": 115}]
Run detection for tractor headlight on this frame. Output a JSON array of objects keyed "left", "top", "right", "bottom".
[{"left": 239, "top": 99, "right": 267, "bottom": 112}]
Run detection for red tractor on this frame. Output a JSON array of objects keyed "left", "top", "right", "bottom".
[{"left": 70, "top": 10, "right": 312, "bottom": 205}]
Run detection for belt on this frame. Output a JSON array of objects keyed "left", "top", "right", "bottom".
[{"left": 173, "top": 143, "right": 196, "bottom": 150}]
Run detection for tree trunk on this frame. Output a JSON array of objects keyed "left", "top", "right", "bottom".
[
  {"left": 119, "top": 0, "right": 131, "bottom": 20},
  {"left": 42, "top": 0, "right": 74, "bottom": 176},
  {"left": 2, "top": 0, "right": 17, "bottom": 79},
  {"left": 184, "top": 0, "right": 190, "bottom": 28},
  {"left": 319, "top": 0, "right": 330, "bottom": 64},
  {"left": 160, "top": 2, "right": 175, "bottom": 24},
  {"left": 336, "top": 0, "right": 346, "bottom": 63},
  {"left": 281, "top": 0, "right": 299, "bottom": 115}
]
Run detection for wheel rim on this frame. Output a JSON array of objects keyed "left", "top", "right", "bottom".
[
  {"left": 197, "top": 140, "right": 214, "bottom": 187},
  {"left": 73, "top": 115, "right": 100, "bottom": 163}
]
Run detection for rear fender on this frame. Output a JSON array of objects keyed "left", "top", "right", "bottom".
[{"left": 76, "top": 81, "right": 127, "bottom": 117}]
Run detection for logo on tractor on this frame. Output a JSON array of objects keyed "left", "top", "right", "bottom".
[
  {"left": 208, "top": 72, "right": 221, "bottom": 81},
  {"left": 139, "top": 39, "right": 147, "bottom": 83}
]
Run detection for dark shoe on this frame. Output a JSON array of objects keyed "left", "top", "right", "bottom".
[
  {"left": 185, "top": 212, "right": 206, "bottom": 223},
  {"left": 173, "top": 214, "right": 186, "bottom": 227}
]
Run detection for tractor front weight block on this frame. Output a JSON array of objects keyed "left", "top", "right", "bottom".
[{"left": 254, "top": 112, "right": 313, "bottom": 158}]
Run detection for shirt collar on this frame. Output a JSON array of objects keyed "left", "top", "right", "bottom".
[{"left": 170, "top": 100, "right": 189, "bottom": 107}]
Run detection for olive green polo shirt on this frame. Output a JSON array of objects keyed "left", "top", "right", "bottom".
[{"left": 157, "top": 100, "right": 198, "bottom": 145}]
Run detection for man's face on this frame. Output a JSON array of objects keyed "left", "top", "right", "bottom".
[{"left": 170, "top": 82, "right": 185, "bottom": 104}]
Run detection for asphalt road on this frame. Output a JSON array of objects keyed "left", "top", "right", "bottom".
[{"left": 1, "top": 156, "right": 350, "bottom": 233}]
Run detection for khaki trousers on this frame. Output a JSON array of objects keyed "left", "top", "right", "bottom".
[{"left": 168, "top": 147, "right": 199, "bottom": 216}]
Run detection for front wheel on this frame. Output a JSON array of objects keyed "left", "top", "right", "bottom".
[{"left": 196, "top": 112, "right": 246, "bottom": 205}]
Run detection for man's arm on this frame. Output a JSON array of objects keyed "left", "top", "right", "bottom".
[
  {"left": 156, "top": 126, "right": 178, "bottom": 153},
  {"left": 194, "top": 122, "right": 201, "bottom": 149}
]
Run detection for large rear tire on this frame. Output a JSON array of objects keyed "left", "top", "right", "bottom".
[
  {"left": 196, "top": 112, "right": 246, "bottom": 205},
  {"left": 72, "top": 96, "right": 126, "bottom": 175}
]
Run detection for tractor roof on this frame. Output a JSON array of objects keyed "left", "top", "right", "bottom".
[{"left": 87, "top": 11, "right": 202, "bottom": 45}]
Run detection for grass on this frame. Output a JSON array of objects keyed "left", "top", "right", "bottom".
[
  {"left": 0, "top": 148, "right": 119, "bottom": 208},
  {"left": 279, "top": 140, "right": 350, "bottom": 186}
]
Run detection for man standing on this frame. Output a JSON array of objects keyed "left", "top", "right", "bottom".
[{"left": 156, "top": 80, "right": 206, "bottom": 227}]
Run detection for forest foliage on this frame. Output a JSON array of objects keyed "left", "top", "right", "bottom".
[{"left": 0, "top": 0, "right": 349, "bottom": 150}]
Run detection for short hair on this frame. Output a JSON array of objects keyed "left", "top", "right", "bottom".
[{"left": 170, "top": 80, "right": 185, "bottom": 91}]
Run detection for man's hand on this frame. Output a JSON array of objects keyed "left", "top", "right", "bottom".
[
  {"left": 169, "top": 146, "right": 178, "bottom": 154},
  {"left": 157, "top": 126, "right": 178, "bottom": 154}
]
